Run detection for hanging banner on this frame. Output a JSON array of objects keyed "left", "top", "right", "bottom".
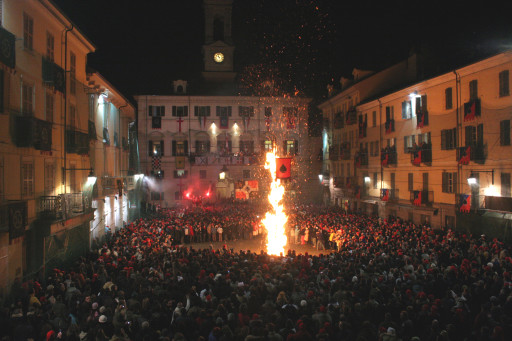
[
  {"left": 460, "top": 194, "right": 471, "bottom": 213},
  {"left": 276, "top": 158, "right": 291, "bottom": 179},
  {"left": 235, "top": 189, "right": 248, "bottom": 200},
  {"left": 175, "top": 156, "right": 186, "bottom": 169}
]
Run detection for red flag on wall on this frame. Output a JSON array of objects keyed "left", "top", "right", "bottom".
[{"left": 276, "top": 158, "right": 292, "bottom": 179}]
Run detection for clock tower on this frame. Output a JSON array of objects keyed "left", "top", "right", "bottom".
[{"left": 202, "top": 0, "right": 236, "bottom": 83}]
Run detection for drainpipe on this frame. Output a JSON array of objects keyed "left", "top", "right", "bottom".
[
  {"left": 62, "top": 24, "right": 73, "bottom": 193},
  {"left": 453, "top": 70, "right": 461, "bottom": 207},
  {"left": 378, "top": 98, "right": 383, "bottom": 194},
  {"left": 118, "top": 104, "right": 128, "bottom": 177}
]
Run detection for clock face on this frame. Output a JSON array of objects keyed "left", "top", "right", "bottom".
[{"left": 213, "top": 52, "right": 224, "bottom": 63}]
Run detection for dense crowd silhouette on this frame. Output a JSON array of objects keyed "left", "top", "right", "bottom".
[{"left": 2, "top": 202, "right": 511, "bottom": 341}]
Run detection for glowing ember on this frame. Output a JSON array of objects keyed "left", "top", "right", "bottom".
[{"left": 262, "top": 151, "right": 288, "bottom": 255}]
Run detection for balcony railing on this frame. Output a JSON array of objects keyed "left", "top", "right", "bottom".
[
  {"left": 12, "top": 115, "right": 53, "bottom": 151},
  {"left": 39, "top": 193, "right": 89, "bottom": 221},
  {"left": 381, "top": 146, "right": 397, "bottom": 167},
  {"left": 189, "top": 152, "right": 263, "bottom": 166},
  {"left": 457, "top": 193, "right": 484, "bottom": 213},
  {"left": 410, "top": 190, "right": 434, "bottom": 206},
  {"left": 66, "top": 129, "right": 89, "bottom": 155},
  {"left": 333, "top": 112, "right": 344, "bottom": 129},
  {"left": 381, "top": 188, "right": 399, "bottom": 202},
  {"left": 358, "top": 120, "right": 367, "bottom": 138}
]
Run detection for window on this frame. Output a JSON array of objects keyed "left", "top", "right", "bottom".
[
  {"left": 404, "top": 135, "right": 416, "bottom": 153},
  {"left": 262, "top": 140, "right": 272, "bottom": 152},
  {"left": 173, "top": 170, "right": 188, "bottom": 178},
  {"left": 445, "top": 87, "right": 453, "bottom": 110},
  {"left": 239, "top": 106, "right": 255, "bottom": 117},
  {"left": 148, "top": 105, "right": 165, "bottom": 116},
  {"left": 46, "top": 32, "right": 54, "bottom": 61},
  {"left": 441, "top": 128, "right": 457, "bottom": 150},
  {"left": 502, "top": 173, "right": 511, "bottom": 197},
  {"left": 151, "top": 192, "right": 164, "bottom": 201},
  {"left": 23, "top": 13, "right": 33, "bottom": 50},
  {"left": 216, "top": 106, "right": 232, "bottom": 116},
  {"left": 22, "top": 82, "right": 34, "bottom": 115},
  {"left": 469, "top": 79, "right": 478, "bottom": 100},
  {"left": 69, "top": 104, "right": 76, "bottom": 129},
  {"left": 417, "top": 132, "right": 431, "bottom": 145},
  {"left": 408, "top": 173, "right": 414, "bottom": 191},
  {"left": 22, "top": 161, "right": 34, "bottom": 197},
  {"left": 284, "top": 140, "right": 298, "bottom": 155},
  {"left": 44, "top": 161, "right": 55, "bottom": 195},
  {"left": 445, "top": 215, "right": 455, "bottom": 229},
  {"left": 69, "top": 52, "right": 76, "bottom": 95},
  {"left": 500, "top": 120, "right": 510, "bottom": 146},
  {"left": 172, "top": 106, "right": 188, "bottom": 117},
  {"left": 465, "top": 124, "right": 483, "bottom": 146},
  {"left": 243, "top": 170, "right": 251, "bottom": 179},
  {"left": 199, "top": 170, "right": 207, "bottom": 179},
  {"left": 0, "top": 158, "right": 3, "bottom": 200},
  {"left": 103, "top": 101, "right": 110, "bottom": 129},
  {"left": 148, "top": 140, "right": 164, "bottom": 156},
  {"left": 401, "top": 100, "right": 412, "bottom": 119},
  {"left": 442, "top": 172, "right": 457, "bottom": 193},
  {"left": 217, "top": 138, "right": 231, "bottom": 154},
  {"left": 372, "top": 111, "right": 376, "bottom": 127},
  {"left": 373, "top": 172, "right": 378, "bottom": 189},
  {"left": 172, "top": 140, "right": 188, "bottom": 156},
  {"left": 283, "top": 107, "right": 298, "bottom": 129},
  {"left": 69, "top": 164, "right": 78, "bottom": 192},
  {"left": 195, "top": 140, "right": 210, "bottom": 154},
  {"left": 499, "top": 70, "right": 509, "bottom": 97},
  {"left": 45, "top": 92, "right": 54, "bottom": 122},
  {"left": 194, "top": 106, "right": 211, "bottom": 117},
  {"left": 239, "top": 140, "right": 254, "bottom": 154},
  {"left": 385, "top": 106, "right": 394, "bottom": 120}
]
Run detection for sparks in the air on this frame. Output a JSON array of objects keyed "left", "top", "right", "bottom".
[{"left": 262, "top": 151, "right": 288, "bottom": 256}]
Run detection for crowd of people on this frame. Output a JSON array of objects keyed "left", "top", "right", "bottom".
[{"left": 2, "top": 202, "right": 512, "bottom": 341}]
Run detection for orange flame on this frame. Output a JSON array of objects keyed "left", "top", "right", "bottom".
[{"left": 262, "top": 151, "right": 288, "bottom": 255}]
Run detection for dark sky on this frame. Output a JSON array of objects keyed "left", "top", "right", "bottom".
[{"left": 52, "top": 0, "right": 512, "bottom": 104}]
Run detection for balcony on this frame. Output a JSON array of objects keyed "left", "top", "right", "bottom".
[
  {"left": 66, "top": 129, "right": 89, "bottom": 155},
  {"left": 381, "top": 188, "right": 399, "bottom": 202},
  {"left": 416, "top": 110, "right": 429, "bottom": 128},
  {"left": 354, "top": 151, "right": 368, "bottom": 168},
  {"left": 12, "top": 115, "right": 53, "bottom": 151},
  {"left": 381, "top": 146, "right": 397, "bottom": 167},
  {"left": 410, "top": 190, "right": 434, "bottom": 207},
  {"left": 385, "top": 119, "right": 395, "bottom": 134},
  {"left": 333, "top": 177, "right": 344, "bottom": 189},
  {"left": 189, "top": 152, "right": 263, "bottom": 166},
  {"left": 42, "top": 57, "right": 65, "bottom": 94},
  {"left": 410, "top": 143, "right": 432, "bottom": 166},
  {"left": 463, "top": 98, "right": 481, "bottom": 122},
  {"left": 457, "top": 144, "right": 486, "bottom": 165},
  {"left": 345, "top": 108, "right": 357, "bottom": 125},
  {"left": 39, "top": 193, "right": 90, "bottom": 221}
]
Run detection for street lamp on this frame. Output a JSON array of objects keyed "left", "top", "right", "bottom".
[
  {"left": 62, "top": 167, "right": 97, "bottom": 184},
  {"left": 219, "top": 164, "right": 228, "bottom": 180}
]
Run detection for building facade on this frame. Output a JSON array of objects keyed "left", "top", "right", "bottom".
[
  {"left": 0, "top": 0, "right": 139, "bottom": 293},
  {"left": 320, "top": 52, "right": 512, "bottom": 236},
  {"left": 136, "top": 92, "right": 319, "bottom": 207}
]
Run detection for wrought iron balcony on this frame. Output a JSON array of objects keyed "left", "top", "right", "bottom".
[
  {"left": 346, "top": 108, "right": 357, "bottom": 125},
  {"left": 457, "top": 144, "right": 486, "bottom": 165},
  {"left": 66, "top": 129, "right": 89, "bottom": 155},
  {"left": 354, "top": 151, "right": 368, "bottom": 168},
  {"left": 189, "top": 152, "right": 263, "bottom": 166},
  {"left": 416, "top": 110, "right": 429, "bottom": 128},
  {"left": 12, "top": 115, "right": 53, "bottom": 151},
  {"left": 410, "top": 190, "right": 434, "bottom": 206},
  {"left": 381, "top": 188, "right": 399, "bottom": 202},
  {"left": 39, "top": 192, "right": 90, "bottom": 221},
  {"left": 410, "top": 144, "right": 432, "bottom": 166},
  {"left": 463, "top": 98, "right": 481, "bottom": 122}
]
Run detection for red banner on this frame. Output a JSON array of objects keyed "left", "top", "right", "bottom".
[{"left": 276, "top": 158, "right": 292, "bottom": 179}]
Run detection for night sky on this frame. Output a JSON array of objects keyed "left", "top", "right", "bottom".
[{"left": 52, "top": 0, "right": 512, "bottom": 104}]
